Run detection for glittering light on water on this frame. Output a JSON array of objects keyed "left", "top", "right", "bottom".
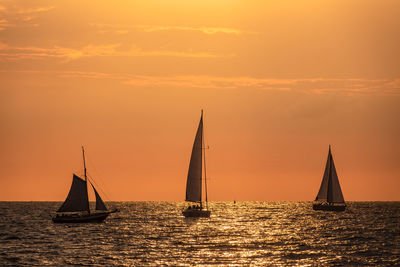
[{"left": 0, "top": 201, "right": 398, "bottom": 265}]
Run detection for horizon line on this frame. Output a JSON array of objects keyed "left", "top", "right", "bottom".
[{"left": 1, "top": 200, "right": 398, "bottom": 202}]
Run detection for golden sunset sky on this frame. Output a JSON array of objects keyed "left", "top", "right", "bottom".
[{"left": 1, "top": 0, "right": 399, "bottom": 201}]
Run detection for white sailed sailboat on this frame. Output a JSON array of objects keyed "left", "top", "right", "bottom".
[
  {"left": 53, "top": 147, "right": 119, "bottom": 223},
  {"left": 313, "top": 145, "right": 346, "bottom": 211},
  {"left": 182, "top": 110, "right": 211, "bottom": 218}
]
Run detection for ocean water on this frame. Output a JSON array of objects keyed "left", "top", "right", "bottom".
[{"left": 0, "top": 202, "right": 399, "bottom": 266}]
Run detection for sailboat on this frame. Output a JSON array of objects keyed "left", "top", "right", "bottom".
[
  {"left": 182, "top": 110, "right": 211, "bottom": 218},
  {"left": 52, "top": 147, "right": 119, "bottom": 223},
  {"left": 313, "top": 145, "right": 346, "bottom": 211}
]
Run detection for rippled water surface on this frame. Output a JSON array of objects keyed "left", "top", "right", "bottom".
[{"left": 0, "top": 202, "right": 399, "bottom": 266}]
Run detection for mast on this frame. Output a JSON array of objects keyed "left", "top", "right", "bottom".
[
  {"left": 82, "top": 146, "right": 90, "bottom": 214},
  {"left": 327, "top": 145, "right": 333, "bottom": 203},
  {"left": 202, "top": 110, "right": 209, "bottom": 210},
  {"left": 82, "top": 146, "right": 87, "bottom": 181}
]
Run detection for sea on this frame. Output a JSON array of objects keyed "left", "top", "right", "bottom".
[{"left": 0, "top": 202, "right": 399, "bottom": 266}]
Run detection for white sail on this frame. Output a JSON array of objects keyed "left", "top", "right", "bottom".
[
  {"left": 315, "top": 146, "right": 345, "bottom": 203},
  {"left": 185, "top": 114, "right": 203, "bottom": 202},
  {"left": 57, "top": 174, "right": 90, "bottom": 212},
  {"left": 91, "top": 183, "right": 108, "bottom": 211}
]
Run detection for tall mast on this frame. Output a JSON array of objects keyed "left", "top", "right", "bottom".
[
  {"left": 82, "top": 146, "right": 90, "bottom": 214},
  {"left": 327, "top": 145, "right": 333, "bottom": 203},
  {"left": 82, "top": 146, "right": 87, "bottom": 181},
  {"left": 202, "top": 110, "right": 209, "bottom": 210}
]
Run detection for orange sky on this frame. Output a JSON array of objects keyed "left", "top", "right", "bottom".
[{"left": 0, "top": 0, "right": 399, "bottom": 201}]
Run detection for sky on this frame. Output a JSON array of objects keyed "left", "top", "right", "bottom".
[{"left": 0, "top": 0, "right": 399, "bottom": 201}]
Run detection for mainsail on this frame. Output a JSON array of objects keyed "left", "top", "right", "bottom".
[
  {"left": 315, "top": 146, "right": 345, "bottom": 203},
  {"left": 185, "top": 113, "right": 203, "bottom": 202},
  {"left": 91, "top": 183, "right": 108, "bottom": 211},
  {"left": 57, "top": 174, "right": 90, "bottom": 212}
]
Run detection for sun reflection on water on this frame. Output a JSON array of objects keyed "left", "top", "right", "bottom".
[{"left": 0, "top": 201, "right": 398, "bottom": 265}]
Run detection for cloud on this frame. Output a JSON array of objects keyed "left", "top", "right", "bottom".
[
  {"left": 0, "top": 4, "right": 54, "bottom": 30},
  {"left": 122, "top": 76, "right": 400, "bottom": 96},
  {"left": 136, "top": 25, "right": 242, "bottom": 35},
  {"left": 0, "top": 19, "right": 14, "bottom": 31},
  {"left": 0, "top": 43, "right": 122, "bottom": 61},
  {"left": 0, "top": 43, "right": 84, "bottom": 61},
  {"left": 1, "top": 69, "right": 398, "bottom": 96},
  {"left": 15, "top": 6, "right": 55, "bottom": 15},
  {"left": 131, "top": 48, "right": 221, "bottom": 58},
  {"left": 58, "top": 71, "right": 399, "bottom": 96},
  {"left": 123, "top": 75, "right": 289, "bottom": 90},
  {"left": 0, "top": 42, "right": 225, "bottom": 61},
  {"left": 90, "top": 23, "right": 243, "bottom": 35}
]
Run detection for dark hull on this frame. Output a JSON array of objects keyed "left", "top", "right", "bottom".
[
  {"left": 182, "top": 209, "right": 211, "bottom": 218},
  {"left": 52, "top": 212, "right": 110, "bottom": 223},
  {"left": 313, "top": 203, "right": 346, "bottom": 212}
]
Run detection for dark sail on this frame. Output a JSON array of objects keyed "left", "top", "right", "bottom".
[
  {"left": 185, "top": 114, "right": 203, "bottom": 202},
  {"left": 57, "top": 174, "right": 90, "bottom": 212},
  {"left": 315, "top": 146, "right": 345, "bottom": 203},
  {"left": 91, "top": 182, "right": 108, "bottom": 211}
]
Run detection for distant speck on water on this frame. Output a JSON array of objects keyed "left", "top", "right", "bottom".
[{"left": 0, "top": 201, "right": 399, "bottom": 265}]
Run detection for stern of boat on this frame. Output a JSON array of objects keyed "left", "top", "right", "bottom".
[
  {"left": 52, "top": 212, "right": 110, "bottom": 223},
  {"left": 182, "top": 209, "right": 211, "bottom": 218},
  {"left": 313, "top": 203, "right": 346, "bottom": 212}
]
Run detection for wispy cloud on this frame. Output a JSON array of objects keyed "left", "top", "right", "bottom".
[
  {"left": 122, "top": 76, "right": 400, "bottom": 96},
  {"left": 132, "top": 48, "right": 221, "bottom": 58},
  {"left": 0, "top": 4, "right": 54, "bottom": 30},
  {"left": 1, "top": 69, "right": 398, "bottom": 96},
  {"left": 0, "top": 42, "right": 225, "bottom": 61},
  {"left": 123, "top": 75, "right": 291, "bottom": 90},
  {"left": 136, "top": 25, "right": 242, "bottom": 35},
  {"left": 0, "top": 19, "right": 14, "bottom": 31},
  {"left": 90, "top": 23, "right": 243, "bottom": 35},
  {"left": 15, "top": 6, "right": 55, "bottom": 15}
]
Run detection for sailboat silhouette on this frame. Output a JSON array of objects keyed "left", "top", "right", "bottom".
[
  {"left": 313, "top": 145, "right": 346, "bottom": 211},
  {"left": 53, "top": 147, "right": 119, "bottom": 223},
  {"left": 182, "top": 110, "right": 211, "bottom": 218}
]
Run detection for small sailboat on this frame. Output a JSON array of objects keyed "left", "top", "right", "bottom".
[
  {"left": 313, "top": 145, "right": 346, "bottom": 211},
  {"left": 182, "top": 110, "right": 211, "bottom": 218},
  {"left": 52, "top": 147, "right": 119, "bottom": 223}
]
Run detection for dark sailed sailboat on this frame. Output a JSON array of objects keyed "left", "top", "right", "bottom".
[
  {"left": 182, "top": 110, "right": 211, "bottom": 218},
  {"left": 53, "top": 147, "right": 119, "bottom": 223},
  {"left": 313, "top": 145, "right": 346, "bottom": 212}
]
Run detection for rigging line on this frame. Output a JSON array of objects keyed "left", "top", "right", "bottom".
[
  {"left": 85, "top": 165, "right": 108, "bottom": 200},
  {"left": 85, "top": 153, "right": 113, "bottom": 202},
  {"left": 86, "top": 154, "right": 106, "bottom": 185},
  {"left": 86, "top": 173, "right": 112, "bottom": 202},
  {"left": 86, "top": 170, "right": 111, "bottom": 201}
]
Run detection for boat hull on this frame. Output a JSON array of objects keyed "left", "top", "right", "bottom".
[
  {"left": 313, "top": 203, "right": 346, "bottom": 212},
  {"left": 182, "top": 209, "right": 211, "bottom": 218},
  {"left": 52, "top": 212, "right": 110, "bottom": 223}
]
